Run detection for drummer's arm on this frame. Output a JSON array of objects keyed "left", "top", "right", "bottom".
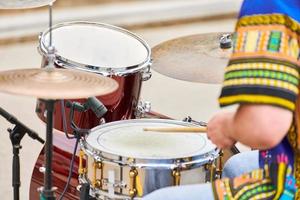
[{"left": 227, "top": 104, "right": 292, "bottom": 150}]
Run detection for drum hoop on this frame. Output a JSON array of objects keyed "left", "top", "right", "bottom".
[
  {"left": 81, "top": 119, "right": 219, "bottom": 169},
  {"left": 39, "top": 21, "right": 152, "bottom": 76}
]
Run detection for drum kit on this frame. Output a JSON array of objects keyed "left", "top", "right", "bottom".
[{"left": 0, "top": 1, "right": 236, "bottom": 200}]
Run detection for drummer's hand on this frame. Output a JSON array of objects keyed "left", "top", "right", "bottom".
[{"left": 207, "top": 111, "right": 236, "bottom": 149}]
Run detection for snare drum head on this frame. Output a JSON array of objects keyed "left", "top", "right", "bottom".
[
  {"left": 86, "top": 119, "right": 216, "bottom": 160},
  {"left": 41, "top": 22, "right": 150, "bottom": 72}
]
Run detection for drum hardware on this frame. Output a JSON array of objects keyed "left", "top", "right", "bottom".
[
  {"left": 100, "top": 179, "right": 127, "bottom": 190},
  {"left": 183, "top": 116, "right": 207, "bottom": 127},
  {"left": 135, "top": 101, "right": 151, "bottom": 118},
  {"left": 80, "top": 183, "right": 94, "bottom": 200},
  {"left": 140, "top": 110, "right": 172, "bottom": 120},
  {"left": 204, "top": 163, "right": 217, "bottom": 183},
  {"left": 36, "top": 21, "right": 152, "bottom": 133},
  {"left": 0, "top": 107, "right": 45, "bottom": 200},
  {"left": 152, "top": 32, "right": 232, "bottom": 84},
  {"left": 79, "top": 150, "right": 88, "bottom": 176},
  {"left": 129, "top": 168, "right": 138, "bottom": 198},
  {"left": 141, "top": 65, "right": 152, "bottom": 81},
  {"left": 79, "top": 119, "right": 219, "bottom": 199},
  {"left": 39, "top": 166, "right": 46, "bottom": 173},
  {"left": 93, "top": 161, "right": 104, "bottom": 189},
  {"left": 219, "top": 34, "right": 232, "bottom": 49},
  {"left": 172, "top": 168, "right": 181, "bottom": 186},
  {"left": 40, "top": 99, "right": 56, "bottom": 200},
  {"left": 216, "top": 150, "right": 224, "bottom": 178}
]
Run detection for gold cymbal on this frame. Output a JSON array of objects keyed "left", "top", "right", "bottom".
[
  {"left": 152, "top": 32, "right": 232, "bottom": 84},
  {"left": 0, "top": 0, "right": 55, "bottom": 9},
  {"left": 0, "top": 68, "right": 118, "bottom": 99}
]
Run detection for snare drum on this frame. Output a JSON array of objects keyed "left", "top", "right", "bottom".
[
  {"left": 36, "top": 22, "right": 152, "bottom": 133},
  {"left": 79, "top": 119, "right": 219, "bottom": 199}
]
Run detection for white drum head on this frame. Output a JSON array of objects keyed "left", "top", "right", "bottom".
[
  {"left": 86, "top": 119, "right": 216, "bottom": 159},
  {"left": 41, "top": 22, "right": 150, "bottom": 70}
]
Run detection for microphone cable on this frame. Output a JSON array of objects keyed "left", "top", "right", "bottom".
[
  {"left": 61, "top": 100, "right": 76, "bottom": 139},
  {"left": 59, "top": 100, "right": 89, "bottom": 199},
  {"left": 58, "top": 134, "right": 80, "bottom": 200}
]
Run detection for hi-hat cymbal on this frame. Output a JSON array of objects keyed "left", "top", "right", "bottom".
[
  {"left": 0, "top": 0, "right": 55, "bottom": 9},
  {"left": 0, "top": 68, "right": 118, "bottom": 99},
  {"left": 152, "top": 32, "right": 232, "bottom": 84}
]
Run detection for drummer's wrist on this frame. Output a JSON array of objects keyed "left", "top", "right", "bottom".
[{"left": 222, "top": 112, "right": 236, "bottom": 141}]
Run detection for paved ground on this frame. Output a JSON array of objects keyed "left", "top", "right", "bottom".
[{"left": 0, "top": 17, "right": 246, "bottom": 199}]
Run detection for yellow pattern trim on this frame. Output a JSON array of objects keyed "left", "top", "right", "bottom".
[
  {"left": 223, "top": 78, "right": 298, "bottom": 94},
  {"left": 219, "top": 95, "right": 295, "bottom": 110},
  {"left": 224, "top": 179, "right": 234, "bottom": 199},
  {"left": 237, "top": 14, "right": 300, "bottom": 32},
  {"left": 273, "top": 163, "right": 286, "bottom": 200}
]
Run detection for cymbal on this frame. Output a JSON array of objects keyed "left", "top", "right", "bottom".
[
  {"left": 152, "top": 33, "right": 232, "bottom": 84},
  {"left": 0, "top": 0, "right": 55, "bottom": 9},
  {"left": 0, "top": 68, "right": 118, "bottom": 99}
]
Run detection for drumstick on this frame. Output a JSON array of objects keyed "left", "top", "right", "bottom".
[{"left": 143, "top": 126, "right": 207, "bottom": 133}]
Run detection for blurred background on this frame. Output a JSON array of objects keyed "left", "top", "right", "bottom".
[{"left": 0, "top": 0, "right": 243, "bottom": 199}]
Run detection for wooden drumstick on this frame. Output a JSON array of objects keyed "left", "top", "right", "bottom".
[{"left": 143, "top": 126, "right": 207, "bottom": 133}]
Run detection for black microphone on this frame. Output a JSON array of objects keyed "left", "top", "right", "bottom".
[
  {"left": 0, "top": 107, "right": 45, "bottom": 144},
  {"left": 66, "top": 97, "right": 107, "bottom": 118},
  {"left": 84, "top": 97, "right": 107, "bottom": 118}
]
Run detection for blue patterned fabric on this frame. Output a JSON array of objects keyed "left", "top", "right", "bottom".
[{"left": 239, "top": 0, "right": 300, "bottom": 22}]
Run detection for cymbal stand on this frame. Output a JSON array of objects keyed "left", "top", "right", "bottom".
[
  {"left": 40, "top": 3, "right": 57, "bottom": 200},
  {"left": 40, "top": 99, "right": 56, "bottom": 200}
]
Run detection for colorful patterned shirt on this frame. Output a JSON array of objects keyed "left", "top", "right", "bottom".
[{"left": 213, "top": 0, "right": 299, "bottom": 199}]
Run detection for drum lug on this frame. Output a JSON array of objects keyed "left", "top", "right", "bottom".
[
  {"left": 216, "top": 150, "right": 224, "bottom": 179},
  {"left": 172, "top": 168, "right": 181, "bottom": 186},
  {"left": 135, "top": 101, "right": 151, "bottom": 118},
  {"left": 78, "top": 150, "right": 88, "bottom": 176},
  {"left": 92, "top": 160, "right": 103, "bottom": 189},
  {"left": 205, "top": 163, "right": 217, "bottom": 182},
  {"left": 141, "top": 65, "right": 152, "bottom": 81},
  {"left": 129, "top": 168, "right": 138, "bottom": 198}
]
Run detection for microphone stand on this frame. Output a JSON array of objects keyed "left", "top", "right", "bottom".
[
  {"left": 0, "top": 107, "right": 45, "bottom": 200},
  {"left": 9, "top": 126, "right": 27, "bottom": 200}
]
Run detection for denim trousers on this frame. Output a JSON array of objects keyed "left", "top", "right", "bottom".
[{"left": 142, "top": 150, "right": 259, "bottom": 200}]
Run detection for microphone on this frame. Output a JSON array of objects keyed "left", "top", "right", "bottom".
[
  {"left": 66, "top": 97, "right": 107, "bottom": 118},
  {"left": 84, "top": 97, "right": 107, "bottom": 118},
  {"left": 0, "top": 107, "right": 45, "bottom": 144}
]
